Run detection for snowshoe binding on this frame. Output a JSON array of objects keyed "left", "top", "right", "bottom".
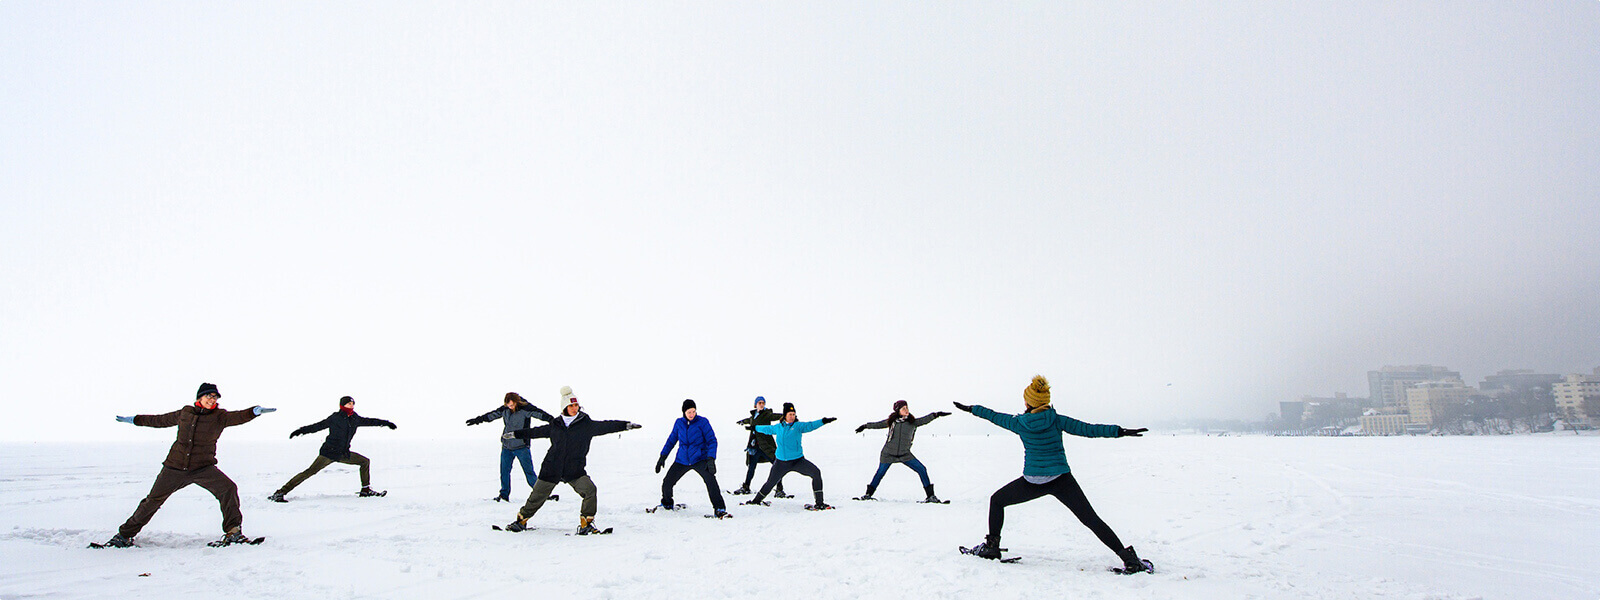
[
  {"left": 921, "top": 485, "right": 949, "bottom": 504},
  {"left": 88, "top": 534, "right": 136, "bottom": 549},
  {"left": 494, "top": 516, "right": 530, "bottom": 532},
  {"left": 207, "top": 529, "right": 265, "bottom": 547},
  {"left": 741, "top": 499, "right": 770, "bottom": 507},
  {"left": 573, "top": 517, "right": 611, "bottom": 536},
  {"left": 772, "top": 490, "right": 794, "bottom": 499},
  {"left": 267, "top": 493, "right": 287, "bottom": 503},
  {"left": 729, "top": 485, "right": 752, "bottom": 495},
  {"left": 1112, "top": 546, "right": 1155, "bottom": 575},
  {"left": 646, "top": 503, "right": 688, "bottom": 513},
  {"left": 358, "top": 487, "right": 386, "bottom": 498},
  {"left": 853, "top": 485, "right": 877, "bottom": 501},
  {"left": 959, "top": 535, "right": 1014, "bottom": 561},
  {"left": 803, "top": 503, "right": 834, "bottom": 511},
  {"left": 705, "top": 509, "right": 733, "bottom": 519},
  {"left": 491, "top": 494, "right": 510, "bottom": 502}
]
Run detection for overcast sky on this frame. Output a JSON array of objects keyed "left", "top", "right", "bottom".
[{"left": 3, "top": 2, "right": 1597, "bottom": 442}]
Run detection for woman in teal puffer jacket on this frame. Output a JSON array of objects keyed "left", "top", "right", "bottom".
[{"left": 954, "top": 375, "right": 1154, "bottom": 574}]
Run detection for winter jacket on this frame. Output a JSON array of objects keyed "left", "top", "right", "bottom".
[
  {"left": 134, "top": 405, "right": 259, "bottom": 471},
  {"left": 754, "top": 419, "right": 826, "bottom": 462},
  {"left": 661, "top": 415, "right": 718, "bottom": 466},
  {"left": 471, "top": 403, "right": 555, "bottom": 450},
  {"left": 292, "top": 411, "right": 396, "bottom": 460},
  {"left": 511, "top": 411, "right": 632, "bottom": 483},
  {"left": 736, "top": 408, "right": 781, "bottom": 459},
  {"left": 859, "top": 413, "right": 944, "bottom": 464},
  {"left": 970, "top": 405, "right": 1119, "bottom": 477}
]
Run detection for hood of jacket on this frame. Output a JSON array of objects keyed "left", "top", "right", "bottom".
[{"left": 1016, "top": 406, "right": 1060, "bottom": 433}]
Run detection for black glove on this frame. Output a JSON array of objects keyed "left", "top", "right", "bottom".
[
  {"left": 821, "top": 417, "right": 837, "bottom": 424},
  {"left": 627, "top": 422, "right": 642, "bottom": 430},
  {"left": 706, "top": 460, "right": 716, "bottom": 475},
  {"left": 931, "top": 411, "right": 951, "bottom": 418},
  {"left": 386, "top": 422, "right": 398, "bottom": 430},
  {"left": 289, "top": 430, "right": 304, "bottom": 438},
  {"left": 465, "top": 417, "right": 482, "bottom": 426},
  {"left": 656, "top": 455, "right": 667, "bottom": 473},
  {"left": 953, "top": 402, "right": 972, "bottom": 413},
  {"left": 854, "top": 424, "right": 866, "bottom": 433},
  {"left": 1118, "top": 427, "right": 1147, "bottom": 438}
]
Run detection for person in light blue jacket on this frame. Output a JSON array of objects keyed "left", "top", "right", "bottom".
[
  {"left": 954, "top": 375, "right": 1154, "bottom": 574},
  {"left": 654, "top": 399, "right": 728, "bottom": 517},
  {"left": 744, "top": 402, "right": 838, "bottom": 510}
]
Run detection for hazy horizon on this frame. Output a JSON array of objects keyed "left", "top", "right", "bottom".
[{"left": 3, "top": 2, "right": 1597, "bottom": 441}]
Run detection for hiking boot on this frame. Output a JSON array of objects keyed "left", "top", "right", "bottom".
[
  {"left": 267, "top": 493, "right": 287, "bottom": 503},
  {"left": 504, "top": 516, "right": 529, "bottom": 532},
  {"left": 101, "top": 533, "right": 135, "bottom": 548},
  {"left": 575, "top": 516, "right": 603, "bottom": 535},
  {"left": 968, "top": 534, "right": 1003, "bottom": 560},
  {"left": 358, "top": 487, "right": 385, "bottom": 497}
]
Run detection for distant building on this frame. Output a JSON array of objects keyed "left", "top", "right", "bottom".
[
  {"left": 1406, "top": 381, "right": 1472, "bottom": 427},
  {"left": 1360, "top": 410, "right": 1409, "bottom": 435},
  {"left": 1479, "top": 370, "right": 1563, "bottom": 393},
  {"left": 1279, "top": 401, "right": 1307, "bottom": 426},
  {"left": 1553, "top": 369, "right": 1600, "bottom": 425},
  {"left": 1369, "top": 365, "right": 1461, "bottom": 411}
]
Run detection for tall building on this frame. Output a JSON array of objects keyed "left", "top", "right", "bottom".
[
  {"left": 1553, "top": 369, "right": 1600, "bottom": 425},
  {"left": 1480, "top": 369, "right": 1563, "bottom": 393},
  {"left": 1406, "top": 381, "right": 1472, "bottom": 427},
  {"left": 1368, "top": 365, "right": 1462, "bottom": 410}
]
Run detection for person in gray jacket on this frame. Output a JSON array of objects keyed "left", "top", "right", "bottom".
[
  {"left": 467, "top": 392, "right": 557, "bottom": 502},
  {"left": 853, "top": 400, "right": 950, "bottom": 503}
]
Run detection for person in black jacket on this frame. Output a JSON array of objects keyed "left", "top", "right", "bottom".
[
  {"left": 269, "top": 396, "right": 396, "bottom": 501},
  {"left": 467, "top": 392, "right": 556, "bottom": 501},
  {"left": 731, "top": 396, "right": 787, "bottom": 497},
  {"left": 500, "top": 391, "right": 641, "bottom": 535}
]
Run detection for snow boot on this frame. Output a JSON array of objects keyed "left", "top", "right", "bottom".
[
  {"left": 492, "top": 494, "right": 510, "bottom": 502},
  {"left": 773, "top": 488, "right": 794, "bottom": 499},
  {"left": 503, "top": 516, "right": 529, "bottom": 533},
  {"left": 730, "top": 484, "right": 752, "bottom": 495},
  {"left": 267, "top": 493, "right": 287, "bottom": 503},
  {"left": 710, "top": 508, "right": 732, "bottom": 519},
  {"left": 98, "top": 533, "right": 135, "bottom": 548},
  {"left": 922, "top": 484, "right": 944, "bottom": 503},
  {"left": 1114, "top": 545, "right": 1154, "bottom": 575},
  {"left": 575, "top": 516, "right": 603, "bottom": 535},
  {"left": 854, "top": 484, "right": 876, "bottom": 501},
  {"left": 968, "top": 534, "right": 1004, "bottom": 560},
  {"left": 358, "top": 486, "right": 385, "bottom": 497},
  {"left": 208, "top": 528, "right": 257, "bottom": 547}
]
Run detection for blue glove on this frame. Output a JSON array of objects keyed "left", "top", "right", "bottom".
[
  {"left": 253, "top": 406, "right": 276, "bottom": 416},
  {"left": 115, "top": 416, "right": 135, "bottom": 424}
]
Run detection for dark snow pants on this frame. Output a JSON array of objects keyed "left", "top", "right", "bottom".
[
  {"left": 757, "top": 457, "right": 823, "bottom": 505},
  {"left": 987, "top": 473, "right": 1125, "bottom": 552},
  {"left": 519, "top": 476, "right": 598, "bottom": 519},
  {"left": 742, "top": 450, "right": 784, "bottom": 494},
  {"left": 119, "top": 465, "right": 242, "bottom": 538},
  {"left": 661, "top": 459, "right": 726, "bottom": 510},
  {"left": 275, "top": 452, "right": 370, "bottom": 495}
]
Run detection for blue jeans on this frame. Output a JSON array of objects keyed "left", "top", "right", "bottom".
[
  {"left": 870, "top": 458, "right": 931, "bottom": 488},
  {"left": 500, "top": 447, "right": 538, "bottom": 498}
]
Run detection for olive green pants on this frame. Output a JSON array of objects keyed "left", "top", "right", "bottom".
[
  {"left": 518, "top": 476, "right": 597, "bottom": 520},
  {"left": 275, "top": 452, "right": 370, "bottom": 495}
]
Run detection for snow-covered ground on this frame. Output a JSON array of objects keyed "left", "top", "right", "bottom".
[{"left": 2, "top": 430, "right": 1597, "bottom": 599}]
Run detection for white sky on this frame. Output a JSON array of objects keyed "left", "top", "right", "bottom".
[{"left": 3, "top": 2, "right": 1597, "bottom": 441}]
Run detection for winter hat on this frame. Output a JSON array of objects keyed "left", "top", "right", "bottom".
[
  {"left": 682, "top": 399, "right": 696, "bottom": 413},
  {"left": 196, "top": 382, "right": 221, "bottom": 399},
  {"left": 893, "top": 400, "right": 908, "bottom": 412},
  {"left": 782, "top": 402, "right": 796, "bottom": 415},
  {"left": 560, "top": 386, "right": 575, "bottom": 404},
  {"left": 753, "top": 396, "right": 766, "bottom": 406},
  {"left": 1023, "top": 375, "right": 1051, "bottom": 410},
  {"left": 339, "top": 395, "right": 355, "bottom": 407}
]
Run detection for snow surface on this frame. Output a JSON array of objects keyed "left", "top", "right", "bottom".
[{"left": 2, "top": 430, "right": 1597, "bottom": 599}]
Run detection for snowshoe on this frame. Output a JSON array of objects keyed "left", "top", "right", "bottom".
[
  {"left": 573, "top": 517, "right": 612, "bottom": 536},
  {"left": 491, "top": 495, "right": 510, "bottom": 502},
  {"left": 1112, "top": 546, "right": 1154, "bottom": 575},
  {"left": 803, "top": 503, "right": 834, "bottom": 511},
  {"left": 960, "top": 535, "right": 1006, "bottom": 560},
  {"left": 207, "top": 531, "right": 265, "bottom": 547},
  {"left": 852, "top": 495, "right": 877, "bottom": 501},
  {"left": 772, "top": 490, "right": 794, "bottom": 499},
  {"left": 358, "top": 487, "right": 386, "bottom": 498},
  {"left": 741, "top": 499, "right": 770, "bottom": 507},
  {"left": 645, "top": 503, "right": 688, "bottom": 513},
  {"left": 920, "top": 496, "right": 950, "bottom": 504},
  {"left": 494, "top": 517, "right": 529, "bottom": 532},
  {"left": 705, "top": 509, "right": 733, "bottom": 519},
  {"left": 729, "top": 485, "right": 752, "bottom": 495},
  {"left": 88, "top": 534, "right": 136, "bottom": 549},
  {"left": 267, "top": 493, "right": 287, "bottom": 503}
]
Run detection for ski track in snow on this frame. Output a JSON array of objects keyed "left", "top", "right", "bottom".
[{"left": 2, "top": 434, "right": 1597, "bottom": 599}]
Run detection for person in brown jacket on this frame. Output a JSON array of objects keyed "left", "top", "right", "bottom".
[{"left": 93, "top": 382, "right": 276, "bottom": 548}]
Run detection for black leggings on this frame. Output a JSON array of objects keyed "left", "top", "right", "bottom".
[
  {"left": 757, "top": 458, "right": 823, "bottom": 504},
  {"left": 661, "top": 459, "right": 726, "bottom": 511},
  {"left": 988, "top": 473, "right": 1124, "bottom": 552}
]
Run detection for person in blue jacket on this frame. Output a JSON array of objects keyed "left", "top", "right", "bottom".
[
  {"left": 466, "top": 392, "right": 557, "bottom": 502},
  {"left": 954, "top": 375, "right": 1153, "bottom": 574},
  {"left": 654, "top": 399, "right": 728, "bottom": 517},
  {"left": 744, "top": 402, "right": 838, "bottom": 510}
]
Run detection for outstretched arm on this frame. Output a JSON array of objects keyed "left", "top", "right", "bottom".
[
  {"left": 524, "top": 405, "right": 556, "bottom": 423},
  {"left": 593, "top": 419, "right": 636, "bottom": 436},
  {"left": 131, "top": 409, "right": 184, "bottom": 428},
  {"left": 912, "top": 412, "right": 948, "bottom": 427},
  {"left": 508, "top": 424, "right": 553, "bottom": 440},
  {"left": 857, "top": 418, "right": 891, "bottom": 433},
  {"left": 220, "top": 408, "right": 260, "bottom": 427},
  {"left": 970, "top": 405, "right": 1023, "bottom": 434},
  {"left": 290, "top": 418, "right": 331, "bottom": 438},
  {"left": 1056, "top": 414, "right": 1118, "bottom": 438},
  {"left": 466, "top": 406, "right": 507, "bottom": 425},
  {"left": 358, "top": 416, "right": 397, "bottom": 429}
]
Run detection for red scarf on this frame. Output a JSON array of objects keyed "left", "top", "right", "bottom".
[
  {"left": 194, "top": 400, "right": 220, "bottom": 411},
  {"left": 341, "top": 406, "right": 355, "bottom": 416}
]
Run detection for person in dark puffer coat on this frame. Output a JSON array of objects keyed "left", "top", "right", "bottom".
[
  {"left": 732, "top": 396, "right": 787, "bottom": 497},
  {"left": 853, "top": 399, "right": 950, "bottom": 502},
  {"left": 501, "top": 389, "right": 642, "bottom": 535},
  {"left": 654, "top": 399, "right": 728, "bottom": 516},
  {"left": 98, "top": 383, "right": 275, "bottom": 548},
  {"left": 269, "top": 396, "right": 396, "bottom": 501},
  {"left": 467, "top": 392, "right": 556, "bottom": 501},
  {"left": 954, "top": 375, "right": 1154, "bottom": 574}
]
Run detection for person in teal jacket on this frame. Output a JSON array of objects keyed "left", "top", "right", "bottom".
[
  {"left": 743, "top": 402, "right": 837, "bottom": 510},
  {"left": 954, "top": 375, "right": 1154, "bottom": 574}
]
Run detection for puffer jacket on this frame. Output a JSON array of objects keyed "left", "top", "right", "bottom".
[
  {"left": 736, "top": 408, "right": 781, "bottom": 459},
  {"left": 292, "top": 411, "right": 396, "bottom": 460},
  {"left": 472, "top": 402, "right": 555, "bottom": 450},
  {"left": 754, "top": 419, "right": 826, "bottom": 462},
  {"left": 859, "top": 412, "right": 944, "bottom": 463},
  {"left": 134, "top": 404, "right": 259, "bottom": 471},
  {"left": 971, "top": 405, "right": 1119, "bottom": 477},
  {"left": 661, "top": 415, "right": 718, "bottom": 465},
  {"left": 511, "top": 411, "right": 633, "bottom": 483}
]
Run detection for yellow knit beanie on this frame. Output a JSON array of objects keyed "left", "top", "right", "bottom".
[{"left": 1023, "top": 375, "right": 1051, "bottom": 410}]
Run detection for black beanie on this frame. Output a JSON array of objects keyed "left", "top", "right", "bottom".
[
  {"left": 196, "top": 382, "right": 220, "bottom": 399},
  {"left": 782, "top": 402, "right": 795, "bottom": 415},
  {"left": 682, "top": 399, "right": 696, "bottom": 413},
  {"left": 339, "top": 396, "right": 355, "bottom": 407}
]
